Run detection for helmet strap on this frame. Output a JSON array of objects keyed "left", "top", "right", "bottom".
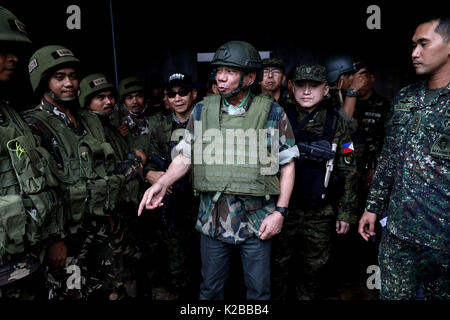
[
  {"left": 48, "top": 89, "right": 77, "bottom": 103},
  {"left": 128, "top": 103, "right": 148, "bottom": 117},
  {"left": 219, "top": 70, "right": 248, "bottom": 99}
]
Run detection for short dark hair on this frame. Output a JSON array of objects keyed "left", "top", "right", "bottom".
[{"left": 420, "top": 15, "right": 450, "bottom": 42}]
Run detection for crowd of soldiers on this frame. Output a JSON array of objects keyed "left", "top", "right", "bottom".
[{"left": 1, "top": 5, "right": 448, "bottom": 301}]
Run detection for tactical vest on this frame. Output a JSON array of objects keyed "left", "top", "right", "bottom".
[
  {"left": 24, "top": 107, "right": 125, "bottom": 223},
  {"left": 284, "top": 103, "right": 341, "bottom": 210},
  {"left": 103, "top": 123, "right": 140, "bottom": 205},
  {"left": 0, "top": 102, "right": 62, "bottom": 258},
  {"left": 193, "top": 94, "right": 280, "bottom": 196}
]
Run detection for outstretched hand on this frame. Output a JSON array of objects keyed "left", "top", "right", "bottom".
[{"left": 137, "top": 183, "right": 167, "bottom": 216}]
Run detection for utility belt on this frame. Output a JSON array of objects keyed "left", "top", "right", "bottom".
[{"left": 64, "top": 174, "right": 125, "bottom": 223}]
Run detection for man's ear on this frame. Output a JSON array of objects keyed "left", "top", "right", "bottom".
[
  {"left": 246, "top": 71, "right": 257, "bottom": 86},
  {"left": 192, "top": 88, "right": 197, "bottom": 100},
  {"left": 324, "top": 85, "right": 330, "bottom": 96}
]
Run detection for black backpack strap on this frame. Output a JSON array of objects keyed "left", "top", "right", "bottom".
[{"left": 323, "top": 109, "right": 339, "bottom": 142}]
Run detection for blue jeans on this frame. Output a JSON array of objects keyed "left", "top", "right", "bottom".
[{"left": 199, "top": 234, "right": 271, "bottom": 300}]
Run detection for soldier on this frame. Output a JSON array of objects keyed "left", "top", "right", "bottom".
[
  {"left": 142, "top": 72, "right": 200, "bottom": 299},
  {"left": 259, "top": 58, "right": 288, "bottom": 104},
  {"left": 272, "top": 64, "right": 357, "bottom": 300},
  {"left": 0, "top": 6, "right": 63, "bottom": 300},
  {"left": 359, "top": 15, "right": 450, "bottom": 300},
  {"left": 78, "top": 73, "right": 147, "bottom": 298},
  {"left": 345, "top": 64, "right": 391, "bottom": 216},
  {"left": 24, "top": 45, "right": 127, "bottom": 300},
  {"left": 118, "top": 76, "right": 158, "bottom": 155},
  {"left": 325, "top": 54, "right": 369, "bottom": 117},
  {"left": 138, "top": 40, "right": 298, "bottom": 300}
]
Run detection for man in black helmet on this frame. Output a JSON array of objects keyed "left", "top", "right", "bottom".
[{"left": 138, "top": 41, "right": 298, "bottom": 300}]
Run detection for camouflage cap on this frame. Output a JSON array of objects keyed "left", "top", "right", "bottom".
[
  {"left": 293, "top": 64, "right": 327, "bottom": 83},
  {"left": 262, "top": 58, "right": 285, "bottom": 71}
]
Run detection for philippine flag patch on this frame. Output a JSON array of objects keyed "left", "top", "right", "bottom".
[{"left": 342, "top": 142, "right": 354, "bottom": 154}]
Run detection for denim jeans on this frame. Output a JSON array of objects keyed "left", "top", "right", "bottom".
[{"left": 199, "top": 234, "right": 271, "bottom": 300}]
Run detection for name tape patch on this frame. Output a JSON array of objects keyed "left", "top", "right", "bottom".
[{"left": 28, "top": 59, "right": 38, "bottom": 74}]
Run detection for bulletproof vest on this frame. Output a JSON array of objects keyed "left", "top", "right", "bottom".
[
  {"left": 193, "top": 94, "right": 280, "bottom": 196},
  {"left": 284, "top": 103, "right": 340, "bottom": 210},
  {"left": 24, "top": 107, "right": 125, "bottom": 222},
  {"left": 0, "top": 101, "right": 62, "bottom": 259},
  {"left": 103, "top": 122, "right": 140, "bottom": 205}
]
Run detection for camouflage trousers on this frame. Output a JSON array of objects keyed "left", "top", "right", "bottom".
[
  {"left": 379, "top": 231, "right": 450, "bottom": 300},
  {"left": 45, "top": 214, "right": 140, "bottom": 300},
  {"left": 272, "top": 208, "right": 335, "bottom": 300}
]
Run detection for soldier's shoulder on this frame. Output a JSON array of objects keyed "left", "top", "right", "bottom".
[
  {"left": 396, "top": 81, "right": 424, "bottom": 97},
  {"left": 21, "top": 104, "right": 45, "bottom": 118}
]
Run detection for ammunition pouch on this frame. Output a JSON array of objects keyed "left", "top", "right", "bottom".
[{"left": 0, "top": 195, "right": 26, "bottom": 257}]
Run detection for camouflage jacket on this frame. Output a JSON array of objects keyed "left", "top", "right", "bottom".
[
  {"left": 176, "top": 93, "right": 298, "bottom": 244},
  {"left": 123, "top": 111, "right": 162, "bottom": 155},
  {"left": 144, "top": 111, "right": 186, "bottom": 173},
  {"left": 283, "top": 98, "right": 358, "bottom": 224},
  {"left": 344, "top": 91, "right": 391, "bottom": 171},
  {"left": 366, "top": 81, "right": 450, "bottom": 251}
]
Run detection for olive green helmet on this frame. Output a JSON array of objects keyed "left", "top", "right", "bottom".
[
  {"left": 211, "top": 40, "right": 262, "bottom": 71},
  {"left": 118, "top": 76, "right": 145, "bottom": 102},
  {"left": 0, "top": 6, "right": 31, "bottom": 45},
  {"left": 211, "top": 41, "right": 261, "bottom": 98},
  {"left": 28, "top": 45, "right": 80, "bottom": 94},
  {"left": 79, "top": 73, "right": 115, "bottom": 108}
]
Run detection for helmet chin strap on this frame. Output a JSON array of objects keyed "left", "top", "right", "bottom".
[
  {"left": 91, "top": 110, "right": 111, "bottom": 117},
  {"left": 219, "top": 70, "right": 249, "bottom": 99},
  {"left": 48, "top": 89, "right": 77, "bottom": 103},
  {"left": 128, "top": 103, "right": 148, "bottom": 117}
]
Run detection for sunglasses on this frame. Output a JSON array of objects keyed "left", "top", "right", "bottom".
[{"left": 166, "top": 89, "right": 191, "bottom": 98}]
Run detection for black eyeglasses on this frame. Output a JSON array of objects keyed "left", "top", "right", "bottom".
[{"left": 166, "top": 89, "right": 191, "bottom": 98}]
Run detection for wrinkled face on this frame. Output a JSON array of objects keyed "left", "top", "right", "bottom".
[
  {"left": 0, "top": 52, "right": 18, "bottom": 82},
  {"left": 89, "top": 90, "right": 115, "bottom": 114},
  {"left": 412, "top": 20, "right": 450, "bottom": 76},
  {"left": 215, "top": 66, "right": 255, "bottom": 95},
  {"left": 260, "top": 67, "right": 285, "bottom": 91},
  {"left": 293, "top": 80, "right": 329, "bottom": 110},
  {"left": 47, "top": 67, "right": 78, "bottom": 101},
  {"left": 124, "top": 91, "right": 145, "bottom": 113},
  {"left": 166, "top": 85, "right": 197, "bottom": 115}
]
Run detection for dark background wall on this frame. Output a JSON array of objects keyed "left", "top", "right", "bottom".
[{"left": 0, "top": 0, "right": 444, "bottom": 107}]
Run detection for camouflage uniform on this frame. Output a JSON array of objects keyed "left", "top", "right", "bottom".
[
  {"left": 339, "top": 91, "right": 391, "bottom": 215},
  {"left": 176, "top": 92, "right": 298, "bottom": 299},
  {"left": 141, "top": 110, "right": 200, "bottom": 299},
  {"left": 366, "top": 81, "right": 450, "bottom": 299},
  {"left": 0, "top": 6, "right": 62, "bottom": 300},
  {"left": 25, "top": 100, "right": 125, "bottom": 300},
  {"left": 93, "top": 111, "right": 145, "bottom": 299},
  {"left": 273, "top": 65, "right": 357, "bottom": 300}
]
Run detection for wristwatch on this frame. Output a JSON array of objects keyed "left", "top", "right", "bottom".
[
  {"left": 346, "top": 88, "right": 359, "bottom": 97},
  {"left": 275, "top": 206, "right": 289, "bottom": 217}
]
